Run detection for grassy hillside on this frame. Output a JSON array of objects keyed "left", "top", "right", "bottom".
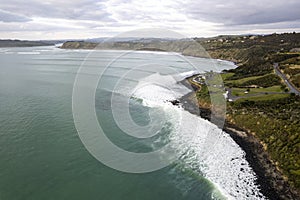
[
  {"left": 228, "top": 94, "right": 300, "bottom": 188},
  {"left": 190, "top": 33, "right": 300, "bottom": 194},
  {"left": 277, "top": 52, "right": 300, "bottom": 89},
  {"left": 192, "top": 70, "right": 300, "bottom": 196},
  {"left": 198, "top": 33, "right": 300, "bottom": 79}
]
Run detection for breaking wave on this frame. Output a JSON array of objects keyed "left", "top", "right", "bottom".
[{"left": 130, "top": 72, "right": 265, "bottom": 199}]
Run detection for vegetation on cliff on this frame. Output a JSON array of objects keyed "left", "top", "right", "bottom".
[
  {"left": 198, "top": 33, "right": 300, "bottom": 79},
  {"left": 226, "top": 81, "right": 300, "bottom": 189},
  {"left": 277, "top": 52, "right": 300, "bottom": 90},
  {"left": 192, "top": 33, "right": 300, "bottom": 195}
]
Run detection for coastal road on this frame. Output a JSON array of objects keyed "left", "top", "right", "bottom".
[{"left": 274, "top": 63, "right": 300, "bottom": 95}]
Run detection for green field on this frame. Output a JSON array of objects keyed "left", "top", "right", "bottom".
[
  {"left": 225, "top": 74, "right": 267, "bottom": 85},
  {"left": 235, "top": 93, "right": 290, "bottom": 102},
  {"left": 221, "top": 72, "right": 234, "bottom": 80},
  {"left": 231, "top": 86, "right": 284, "bottom": 96}
]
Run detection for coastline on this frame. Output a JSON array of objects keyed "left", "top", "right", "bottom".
[
  {"left": 58, "top": 45, "right": 299, "bottom": 199},
  {"left": 179, "top": 77, "right": 300, "bottom": 200}
]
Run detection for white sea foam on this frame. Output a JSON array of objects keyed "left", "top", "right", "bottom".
[
  {"left": 132, "top": 72, "right": 265, "bottom": 199},
  {"left": 174, "top": 70, "right": 198, "bottom": 79},
  {"left": 55, "top": 43, "right": 64, "bottom": 47},
  {"left": 134, "top": 50, "right": 175, "bottom": 55},
  {"left": 33, "top": 49, "right": 52, "bottom": 52},
  {"left": 0, "top": 48, "right": 9, "bottom": 53},
  {"left": 131, "top": 72, "right": 192, "bottom": 107},
  {"left": 216, "top": 59, "right": 236, "bottom": 66},
  {"left": 171, "top": 110, "right": 265, "bottom": 199}
]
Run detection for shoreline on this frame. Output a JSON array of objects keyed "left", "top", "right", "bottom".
[
  {"left": 179, "top": 77, "right": 299, "bottom": 200},
  {"left": 58, "top": 46, "right": 299, "bottom": 199}
]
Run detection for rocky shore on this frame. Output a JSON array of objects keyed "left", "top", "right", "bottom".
[
  {"left": 59, "top": 33, "right": 300, "bottom": 199},
  {"left": 179, "top": 77, "right": 300, "bottom": 200}
]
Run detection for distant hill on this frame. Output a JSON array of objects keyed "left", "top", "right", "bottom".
[
  {"left": 85, "top": 37, "right": 178, "bottom": 43},
  {"left": 0, "top": 39, "right": 56, "bottom": 47},
  {"left": 61, "top": 32, "right": 300, "bottom": 78},
  {"left": 60, "top": 38, "right": 210, "bottom": 58},
  {"left": 198, "top": 32, "right": 300, "bottom": 79}
]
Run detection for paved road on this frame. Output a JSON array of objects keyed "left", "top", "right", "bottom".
[{"left": 274, "top": 63, "right": 300, "bottom": 95}]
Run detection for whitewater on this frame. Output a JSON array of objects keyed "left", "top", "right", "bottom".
[{"left": 129, "top": 72, "right": 266, "bottom": 199}]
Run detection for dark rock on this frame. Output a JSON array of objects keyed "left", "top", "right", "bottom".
[{"left": 169, "top": 99, "right": 180, "bottom": 106}]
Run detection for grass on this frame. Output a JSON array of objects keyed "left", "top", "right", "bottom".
[
  {"left": 225, "top": 73, "right": 282, "bottom": 88},
  {"left": 249, "top": 86, "right": 283, "bottom": 93},
  {"left": 225, "top": 74, "right": 267, "bottom": 85},
  {"left": 289, "top": 65, "right": 300, "bottom": 69},
  {"left": 221, "top": 72, "right": 234, "bottom": 80},
  {"left": 231, "top": 88, "right": 249, "bottom": 96},
  {"left": 236, "top": 93, "right": 289, "bottom": 102},
  {"left": 207, "top": 86, "right": 224, "bottom": 93},
  {"left": 231, "top": 86, "right": 284, "bottom": 96}
]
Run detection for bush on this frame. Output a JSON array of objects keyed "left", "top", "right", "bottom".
[{"left": 240, "top": 74, "right": 281, "bottom": 88}]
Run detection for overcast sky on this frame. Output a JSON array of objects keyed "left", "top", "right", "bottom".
[{"left": 0, "top": 0, "right": 300, "bottom": 40}]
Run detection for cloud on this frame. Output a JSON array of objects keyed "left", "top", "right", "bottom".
[
  {"left": 182, "top": 0, "right": 300, "bottom": 26},
  {"left": 0, "top": 9, "right": 31, "bottom": 22},
  {"left": 0, "top": 0, "right": 113, "bottom": 22},
  {"left": 0, "top": 0, "right": 299, "bottom": 39}
]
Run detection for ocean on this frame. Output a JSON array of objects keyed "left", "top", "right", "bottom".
[{"left": 0, "top": 46, "right": 265, "bottom": 199}]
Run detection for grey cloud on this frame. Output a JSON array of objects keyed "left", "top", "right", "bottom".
[
  {"left": 0, "top": 0, "right": 114, "bottom": 22},
  {"left": 0, "top": 0, "right": 299, "bottom": 40},
  {"left": 183, "top": 0, "right": 300, "bottom": 26},
  {"left": 0, "top": 9, "right": 31, "bottom": 22},
  {"left": 213, "top": 20, "right": 300, "bottom": 33},
  {"left": 2, "top": 0, "right": 299, "bottom": 26}
]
